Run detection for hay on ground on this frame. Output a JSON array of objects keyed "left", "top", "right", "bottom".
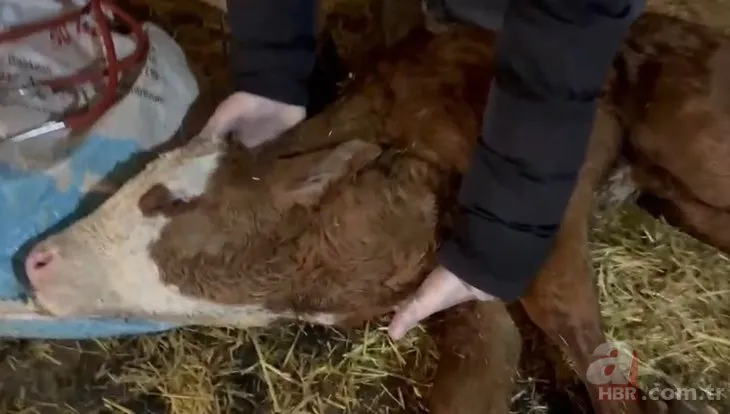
[
  {"left": 593, "top": 206, "right": 730, "bottom": 403},
  {"left": 0, "top": 0, "right": 729, "bottom": 413}
]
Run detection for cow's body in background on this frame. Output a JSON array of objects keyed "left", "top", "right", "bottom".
[{"left": 19, "top": 11, "right": 728, "bottom": 414}]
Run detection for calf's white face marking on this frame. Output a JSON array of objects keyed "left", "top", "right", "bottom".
[{"left": 24, "top": 136, "right": 306, "bottom": 327}]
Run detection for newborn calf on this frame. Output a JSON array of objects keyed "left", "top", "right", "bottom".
[{"left": 21, "top": 11, "right": 728, "bottom": 414}]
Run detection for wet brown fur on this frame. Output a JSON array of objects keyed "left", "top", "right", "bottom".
[
  {"left": 51, "top": 11, "right": 730, "bottom": 414},
  {"left": 615, "top": 15, "right": 730, "bottom": 255}
]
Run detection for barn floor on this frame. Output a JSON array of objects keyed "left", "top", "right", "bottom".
[{"left": 1, "top": 0, "right": 729, "bottom": 413}]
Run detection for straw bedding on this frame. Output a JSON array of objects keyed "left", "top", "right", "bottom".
[{"left": 0, "top": 0, "right": 728, "bottom": 412}]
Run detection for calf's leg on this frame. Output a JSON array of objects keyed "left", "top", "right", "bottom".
[
  {"left": 519, "top": 226, "right": 653, "bottom": 414},
  {"left": 518, "top": 109, "right": 666, "bottom": 414},
  {"left": 426, "top": 300, "right": 521, "bottom": 414}
]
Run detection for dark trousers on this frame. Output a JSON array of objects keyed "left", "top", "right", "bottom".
[
  {"left": 426, "top": 0, "right": 646, "bottom": 31},
  {"left": 424, "top": 0, "right": 510, "bottom": 31}
]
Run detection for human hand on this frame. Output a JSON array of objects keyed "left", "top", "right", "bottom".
[
  {"left": 201, "top": 91, "right": 306, "bottom": 148},
  {"left": 388, "top": 265, "right": 495, "bottom": 341}
]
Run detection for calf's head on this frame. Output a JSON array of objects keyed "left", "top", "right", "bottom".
[
  {"left": 21, "top": 27, "right": 496, "bottom": 326},
  {"left": 22, "top": 134, "right": 391, "bottom": 326}
]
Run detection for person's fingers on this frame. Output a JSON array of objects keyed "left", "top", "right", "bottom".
[
  {"left": 387, "top": 268, "right": 472, "bottom": 341},
  {"left": 199, "top": 117, "right": 218, "bottom": 138},
  {"left": 201, "top": 108, "right": 235, "bottom": 138},
  {"left": 203, "top": 99, "right": 305, "bottom": 147},
  {"left": 201, "top": 92, "right": 256, "bottom": 138},
  {"left": 387, "top": 298, "right": 422, "bottom": 341},
  {"left": 391, "top": 295, "right": 412, "bottom": 312}
]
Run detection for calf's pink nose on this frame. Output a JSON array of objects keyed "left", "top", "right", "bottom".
[{"left": 25, "top": 244, "right": 58, "bottom": 285}]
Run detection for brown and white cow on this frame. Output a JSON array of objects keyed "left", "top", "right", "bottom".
[{"left": 18, "top": 11, "right": 728, "bottom": 414}]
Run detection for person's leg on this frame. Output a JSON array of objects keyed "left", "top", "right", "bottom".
[
  {"left": 431, "top": 0, "right": 646, "bottom": 32},
  {"left": 423, "top": 0, "right": 510, "bottom": 31},
  {"left": 447, "top": 0, "right": 509, "bottom": 30}
]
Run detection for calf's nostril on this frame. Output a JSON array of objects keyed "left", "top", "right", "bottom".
[
  {"left": 26, "top": 247, "right": 57, "bottom": 272},
  {"left": 32, "top": 252, "right": 53, "bottom": 269}
]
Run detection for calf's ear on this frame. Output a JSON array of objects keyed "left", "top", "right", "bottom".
[{"left": 282, "top": 139, "right": 382, "bottom": 207}]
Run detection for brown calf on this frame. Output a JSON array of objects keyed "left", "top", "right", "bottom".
[{"left": 18, "top": 11, "right": 728, "bottom": 414}]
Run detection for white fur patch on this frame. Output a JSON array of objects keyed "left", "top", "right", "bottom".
[
  {"left": 298, "top": 312, "right": 341, "bottom": 325},
  {"left": 100, "top": 135, "right": 222, "bottom": 215},
  {"left": 162, "top": 150, "right": 221, "bottom": 200},
  {"left": 595, "top": 160, "right": 638, "bottom": 211},
  {"left": 33, "top": 263, "right": 347, "bottom": 327}
]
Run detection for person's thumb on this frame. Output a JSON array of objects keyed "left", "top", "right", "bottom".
[
  {"left": 201, "top": 92, "right": 255, "bottom": 138},
  {"left": 388, "top": 267, "right": 485, "bottom": 341},
  {"left": 388, "top": 270, "right": 453, "bottom": 341},
  {"left": 388, "top": 294, "right": 430, "bottom": 341},
  {"left": 201, "top": 106, "right": 240, "bottom": 138}
]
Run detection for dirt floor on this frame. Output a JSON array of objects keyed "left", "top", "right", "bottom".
[{"left": 1, "top": 0, "right": 729, "bottom": 413}]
